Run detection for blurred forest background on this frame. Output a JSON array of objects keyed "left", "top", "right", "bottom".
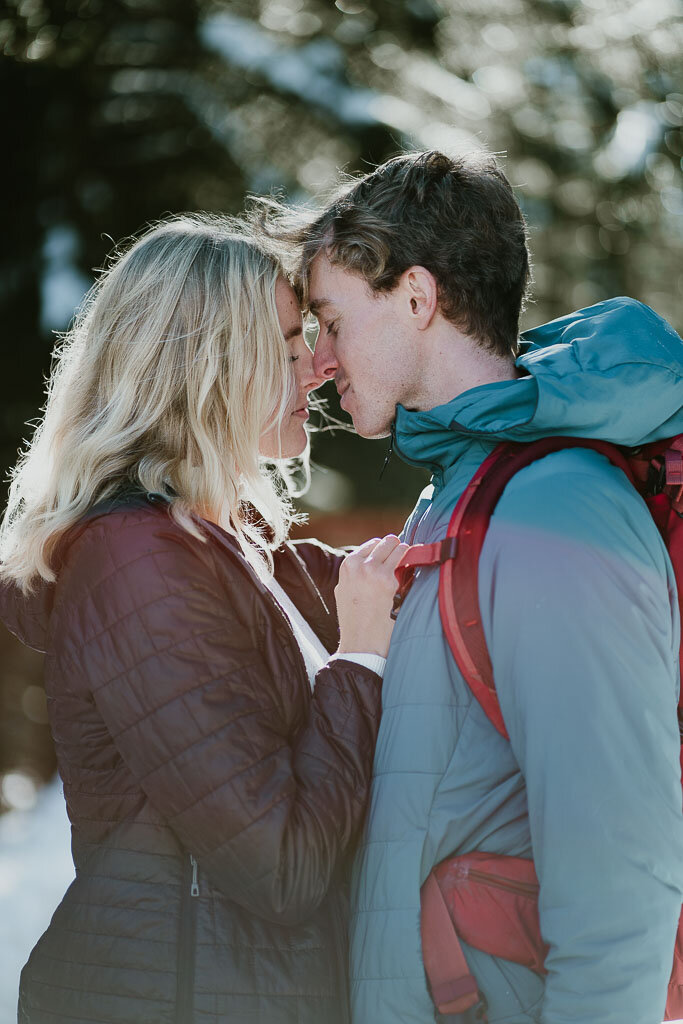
[{"left": 0, "top": 0, "right": 681, "bottom": 808}]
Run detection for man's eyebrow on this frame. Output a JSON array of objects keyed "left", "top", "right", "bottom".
[{"left": 308, "top": 298, "right": 334, "bottom": 317}]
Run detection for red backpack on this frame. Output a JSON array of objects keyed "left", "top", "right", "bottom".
[{"left": 393, "top": 435, "right": 683, "bottom": 1023}]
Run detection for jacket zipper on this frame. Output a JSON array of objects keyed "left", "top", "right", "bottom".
[
  {"left": 329, "top": 890, "right": 350, "bottom": 1021},
  {"left": 464, "top": 866, "right": 538, "bottom": 898},
  {"left": 390, "top": 419, "right": 444, "bottom": 477},
  {"left": 379, "top": 426, "right": 395, "bottom": 479},
  {"left": 176, "top": 854, "right": 199, "bottom": 1024},
  {"left": 285, "top": 547, "right": 337, "bottom": 647}
]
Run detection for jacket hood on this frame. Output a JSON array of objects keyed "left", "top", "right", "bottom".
[{"left": 394, "top": 297, "right": 683, "bottom": 475}]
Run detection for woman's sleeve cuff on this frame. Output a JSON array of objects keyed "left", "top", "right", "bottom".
[{"left": 327, "top": 652, "right": 386, "bottom": 678}]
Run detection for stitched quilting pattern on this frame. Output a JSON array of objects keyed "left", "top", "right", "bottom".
[{"left": 20, "top": 506, "right": 380, "bottom": 1023}]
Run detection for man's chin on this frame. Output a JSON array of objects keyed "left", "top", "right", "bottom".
[
  {"left": 343, "top": 395, "right": 392, "bottom": 439},
  {"left": 350, "top": 415, "right": 392, "bottom": 440}
]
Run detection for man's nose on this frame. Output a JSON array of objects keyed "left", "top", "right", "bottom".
[
  {"left": 313, "top": 332, "right": 338, "bottom": 381},
  {"left": 300, "top": 348, "right": 326, "bottom": 393}
]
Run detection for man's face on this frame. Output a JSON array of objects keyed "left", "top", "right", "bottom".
[{"left": 309, "top": 252, "right": 414, "bottom": 439}]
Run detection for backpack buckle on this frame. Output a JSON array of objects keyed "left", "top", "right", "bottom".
[
  {"left": 391, "top": 586, "right": 408, "bottom": 620},
  {"left": 474, "top": 993, "right": 489, "bottom": 1021},
  {"left": 439, "top": 536, "right": 458, "bottom": 563},
  {"left": 665, "top": 447, "right": 683, "bottom": 487},
  {"left": 391, "top": 537, "right": 458, "bottom": 619},
  {"left": 665, "top": 441, "right": 683, "bottom": 513}
]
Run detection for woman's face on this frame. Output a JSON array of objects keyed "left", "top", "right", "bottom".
[{"left": 258, "top": 278, "right": 323, "bottom": 459}]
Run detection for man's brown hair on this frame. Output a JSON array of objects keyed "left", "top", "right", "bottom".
[{"left": 279, "top": 150, "right": 531, "bottom": 358}]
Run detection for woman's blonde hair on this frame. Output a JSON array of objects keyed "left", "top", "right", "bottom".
[{"left": 0, "top": 213, "right": 305, "bottom": 593}]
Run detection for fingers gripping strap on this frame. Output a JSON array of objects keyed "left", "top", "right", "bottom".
[
  {"left": 392, "top": 539, "right": 458, "bottom": 619},
  {"left": 421, "top": 872, "right": 482, "bottom": 1016},
  {"left": 396, "top": 538, "right": 458, "bottom": 577}
]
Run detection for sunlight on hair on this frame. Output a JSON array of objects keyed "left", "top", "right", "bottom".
[{"left": 0, "top": 214, "right": 307, "bottom": 592}]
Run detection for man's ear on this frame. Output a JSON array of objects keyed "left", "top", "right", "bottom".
[{"left": 400, "top": 266, "right": 438, "bottom": 330}]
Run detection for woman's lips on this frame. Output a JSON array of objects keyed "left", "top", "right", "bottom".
[{"left": 293, "top": 406, "right": 309, "bottom": 419}]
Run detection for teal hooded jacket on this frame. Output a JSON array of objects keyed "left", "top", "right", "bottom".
[{"left": 349, "top": 298, "right": 683, "bottom": 1024}]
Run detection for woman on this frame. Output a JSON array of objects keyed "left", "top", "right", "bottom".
[{"left": 0, "top": 214, "right": 406, "bottom": 1024}]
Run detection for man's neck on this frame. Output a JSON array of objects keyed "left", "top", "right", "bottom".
[{"left": 408, "top": 321, "right": 518, "bottom": 412}]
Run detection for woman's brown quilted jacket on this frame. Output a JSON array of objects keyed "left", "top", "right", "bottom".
[{"left": 0, "top": 495, "right": 383, "bottom": 1024}]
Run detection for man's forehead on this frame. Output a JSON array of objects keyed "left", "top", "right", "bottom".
[{"left": 308, "top": 256, "right": 365, "bottom": 314}]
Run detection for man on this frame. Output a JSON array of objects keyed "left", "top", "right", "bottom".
[{"left": 281, "top": 150, "right": 683, "bottom": 1023}]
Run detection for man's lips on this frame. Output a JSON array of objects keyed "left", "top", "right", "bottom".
[{"left": 336, "top": 379, "right": 350, "bottom": 404}]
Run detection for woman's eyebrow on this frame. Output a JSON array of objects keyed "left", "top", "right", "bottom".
[{"left": 284, "top": 324, "right": 303, "bottom": 340}]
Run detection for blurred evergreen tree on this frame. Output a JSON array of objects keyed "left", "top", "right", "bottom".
[
  {"left": 193, "top": 0, "right": 682, "bottom": 505},
  {"left": 2, "top": 0, "right": 681, "bottom": 513}
]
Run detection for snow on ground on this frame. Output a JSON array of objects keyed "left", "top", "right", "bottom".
[{"left": 0, "top": 776, "right": 74, "bottom": 1022}]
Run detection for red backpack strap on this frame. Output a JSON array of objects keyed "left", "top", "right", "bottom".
[
  {"left": 392, "top": 536, "right": 458, "bottom": 619},
  {"left": 396, "top": 436, "right": 635, "bottom": 738},
  {"left": 420, "top": 872, "right": 487, "bottom": 1019}
]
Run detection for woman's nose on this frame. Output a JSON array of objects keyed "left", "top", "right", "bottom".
[{"left": 312, "top": 333, "right": 338, "bottom": 381}]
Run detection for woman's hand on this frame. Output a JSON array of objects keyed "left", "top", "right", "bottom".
[{"left": 335, "top": 535, "right": 409, "bottom": 658}]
